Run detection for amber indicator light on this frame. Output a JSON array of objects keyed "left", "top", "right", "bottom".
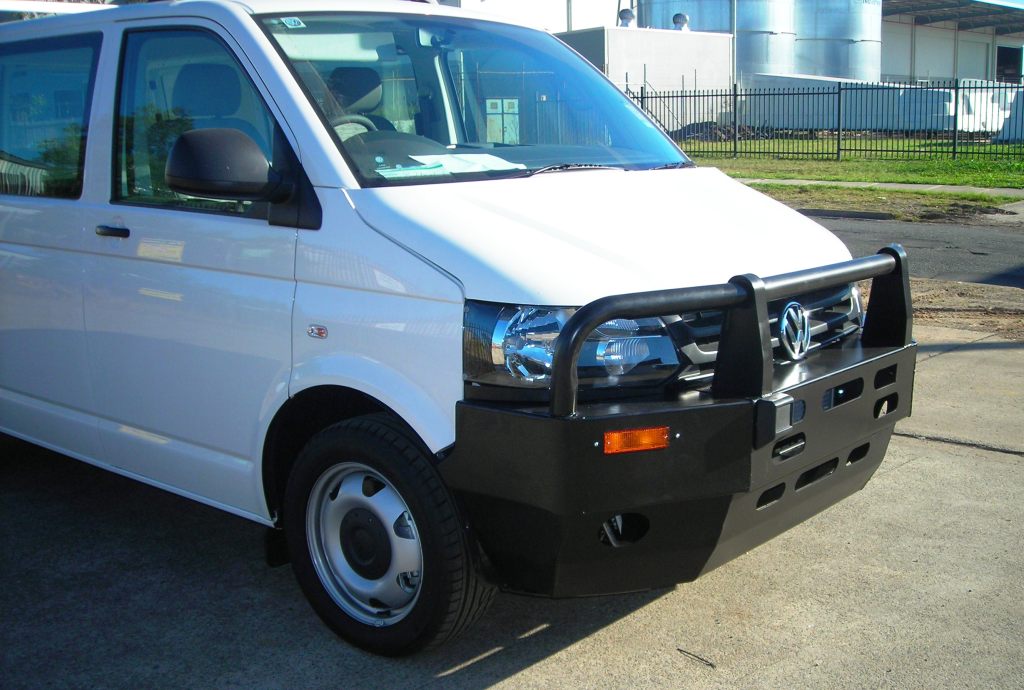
[{"left": 603, "top": 426, "right": 670, "bottom": 455}]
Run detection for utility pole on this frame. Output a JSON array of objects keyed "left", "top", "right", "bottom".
[
  {"left": 731, "top": 0, "right": 738, "bottom": 85},
  {"left": 566, "top": 0, "right": 572, "bottom": 32}
]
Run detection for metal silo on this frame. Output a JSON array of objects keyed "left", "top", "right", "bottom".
[
  {"left": 638, "top": 0, "right": 729, "bottom": 32},
  {"left": 795, "top": 0, "right": 882, "bottom": 81},
  {"left": 736, "top": 0, "right": 796, "bottom": 76},
  {"left": 685, "top": 0, "right": 730, "bottom": 31},
  {"left": 636, "top": 0, "right": 673, "bottom": 29}
]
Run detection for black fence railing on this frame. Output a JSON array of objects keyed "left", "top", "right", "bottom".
[{"left": 630, "top": 80, "right": 1024, "bottom": 160}]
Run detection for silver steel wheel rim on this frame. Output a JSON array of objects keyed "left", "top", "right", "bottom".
[{"left": 306, "top": 462, "right": 423, "bottom": 627}]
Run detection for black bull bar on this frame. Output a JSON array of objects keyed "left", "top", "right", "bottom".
[
  {"left": 442, "top": 245, "right": 916, "bottom": 597},
  {"left": 550, "top": 244, "right": 912, "bottom": 417}
]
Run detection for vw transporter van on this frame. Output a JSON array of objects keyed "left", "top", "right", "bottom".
[{"left": 0, "top": 0, "right": 916, "bottom": 655}]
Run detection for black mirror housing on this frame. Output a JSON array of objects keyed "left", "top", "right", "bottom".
[{"left": 165, "top": 128, "right": 290, "bottom": 202}]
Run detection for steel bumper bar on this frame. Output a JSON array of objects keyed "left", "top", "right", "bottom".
[{"left": 550, "top": 244, "right": 912, "bottom": 416}]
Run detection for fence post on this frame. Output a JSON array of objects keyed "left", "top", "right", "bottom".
[
  {"left": 952, "top": 78, "right": 960, "bottom": 160},
  {"left": 640, "top": 84, "right": 646, "bottom": 116},
  {"left": 732, "top": 82, "right": 739, "bottom": 158},
  {"left": 836, "top": 83, "right": 843, "bottom": 161}
]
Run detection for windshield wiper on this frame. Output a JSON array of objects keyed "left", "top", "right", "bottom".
[
  {"left": 647, "top": 161, "right": 696, "bottom": 170},
  {"left": 516, "top": 163, "right": 625, "bottom": 178}
]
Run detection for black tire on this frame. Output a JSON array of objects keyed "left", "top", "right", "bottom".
[{"left": 284, "top": 414, "right": 494, "bottom": 656}]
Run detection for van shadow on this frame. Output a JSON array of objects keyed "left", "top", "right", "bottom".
[
  {"left": 977, "top": 265, "right": 1024, "bottom": 289},
  {"left": 400, "top": 589, "right": 665, "bottom": 688},
  {"left": 0, "top": 434, "right": 664, "bottom": 689}
]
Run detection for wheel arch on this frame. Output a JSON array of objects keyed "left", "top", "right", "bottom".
[{"left": 261, "top": 385, "right": 437, "bottom": 523}]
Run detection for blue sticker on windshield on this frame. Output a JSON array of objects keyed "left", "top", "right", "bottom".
[{"left": 281, "top": 17, "right": 306, "bottom": 29}]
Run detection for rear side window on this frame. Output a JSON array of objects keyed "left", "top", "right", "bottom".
[{"left": 0, "top": 33, "right": 101, "bottom": 198}]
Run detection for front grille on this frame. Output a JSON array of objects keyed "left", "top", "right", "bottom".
[{"left": 668, "top": 284, "right": 862, "bottom": 385}]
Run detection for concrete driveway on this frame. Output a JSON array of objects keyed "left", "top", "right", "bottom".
[{"left": 2, "top": 324, "right": 1022, "bottom": 689}]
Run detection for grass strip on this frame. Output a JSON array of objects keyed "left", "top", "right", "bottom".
[
  {"left": 695, "top": 157, "right": 1024, "bottom": 189},
  {"left": 748, "top": 183, "right": 1018, "bottom": 222}
]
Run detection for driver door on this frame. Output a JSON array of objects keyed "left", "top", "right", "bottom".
[{"left": 81, "top": 24, "right": 297, "bottom": 515}]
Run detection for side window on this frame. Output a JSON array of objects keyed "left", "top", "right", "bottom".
[
  {"left": 0, "top": 33, "right": 101, "bottom": 199},
  {"left": 115, "top": 29, "right": 275, "bottom": 216}
]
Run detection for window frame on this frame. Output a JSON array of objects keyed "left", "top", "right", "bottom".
[
  {"left": 0, "top": 31, "right": 102, "bottom": 200},
  {"left": 111, "top": 25, "right": 285, "bottom": 220}
]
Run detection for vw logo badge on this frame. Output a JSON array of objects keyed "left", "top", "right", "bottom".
[{"left": 780, "top": 301, "right": 811, "bottom": 361}]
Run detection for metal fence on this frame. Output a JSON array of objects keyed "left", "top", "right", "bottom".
[{"left": 630, "top": 80, "right": 1024, "bottom": 160}]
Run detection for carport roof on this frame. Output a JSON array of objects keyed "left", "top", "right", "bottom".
[{"left": 884, "top": 0, "right": 1024, "bottom": 35}]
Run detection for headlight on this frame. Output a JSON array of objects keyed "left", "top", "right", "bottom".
[{"left": 464, "top": 301, "right": 680, "bottom": 390}]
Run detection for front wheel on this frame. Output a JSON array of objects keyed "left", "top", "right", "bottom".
[{"left": 284, "top": 415, "right": 494, "bottom": 655}]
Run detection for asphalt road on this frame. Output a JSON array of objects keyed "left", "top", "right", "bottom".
[
  {"left": 820, "top": 218, "right": 1024, "bottom": 288},
  {"left": 3, "top": 422, "right": 1022, "bottom": 688}
]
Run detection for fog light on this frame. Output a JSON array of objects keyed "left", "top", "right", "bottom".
[
  {"left": 599, "top": 513, "right": 650, "bottom": 546},
  {"left": 603, "top": 426, "right": 670, "bottom": 455}
]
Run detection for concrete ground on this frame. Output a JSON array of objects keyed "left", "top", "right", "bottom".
[{"left": 1, "top": 324, "right": 1022, "bottom": 688}]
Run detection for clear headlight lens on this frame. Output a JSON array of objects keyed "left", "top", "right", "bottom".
[{"left": 464, "top": 302, "right": 680, "bottom": 390}]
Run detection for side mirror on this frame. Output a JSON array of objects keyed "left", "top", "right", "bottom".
[{"left": 165, "top": 128, "right": 291, "bottom": 202}]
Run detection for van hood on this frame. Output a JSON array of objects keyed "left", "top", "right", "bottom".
[{"left": 349, "top": 166, "right": 852, "bottom": 306}]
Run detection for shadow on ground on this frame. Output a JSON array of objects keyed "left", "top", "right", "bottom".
[
  {"left": 917, "top": 339, "right": 1023, "bottom": 353},
  {"left": 0, "top": 434, "right": 663, "bottom": 689},
  {"left": 978, "top": 265, "right": 1024, "bottom": 289}
]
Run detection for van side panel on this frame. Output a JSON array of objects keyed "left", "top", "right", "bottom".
[
  {"left": 292, "top": 194, "right": 464, "bottom": 453},
  {"left": 290, "top": 289, "right": 464, "bottom": 453},
  {"left": 0, "top": 204, "right": 99, "bottom": 460},
  {"left": 79, "top": 201, "right": 296, "bottom": 518},
  {"left": 0, "top": 32, "right": 104, "bottom": 459}
]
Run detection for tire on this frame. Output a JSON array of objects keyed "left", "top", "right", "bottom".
[{"left": 284, "top": 414, "right": 494, "bottom": 656}]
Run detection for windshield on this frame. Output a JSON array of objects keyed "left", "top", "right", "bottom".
[{"left": 259, "top": 12, "right": 689, "bottom": 187}]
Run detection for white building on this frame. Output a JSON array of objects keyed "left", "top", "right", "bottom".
[{"left": 882, "top": 0, "right": 1024, "bottom": 82}]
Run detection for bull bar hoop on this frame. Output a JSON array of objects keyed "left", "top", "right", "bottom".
[{"left": 549, "top": 244, "right": 912, "bottom": 418}]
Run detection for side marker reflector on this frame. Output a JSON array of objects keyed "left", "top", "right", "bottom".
[{"left": 603, "top": 426, "right": 670, "bottom": 455}]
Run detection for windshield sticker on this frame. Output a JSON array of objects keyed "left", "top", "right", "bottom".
[
  {"left": 281, "top": 17, "right": 306, "bottom": 29},
  {"left": 410, "top": 154, "right": 526, "bottom": 174},
  {"left": 375, "top": 163, "right": 447, "bottom": 180}
]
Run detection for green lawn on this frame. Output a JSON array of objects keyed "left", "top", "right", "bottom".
[
  {"left": 692, "top": 156, "right": 1024, "bottom": 189},
  {"left": 748, "top": 183, "right": 1018, "bottom": 222},
  {"left": 681, "top": 136, "right": 1023, "bottom": 159}
]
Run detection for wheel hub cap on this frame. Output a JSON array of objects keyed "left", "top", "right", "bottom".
[
  {"left": 339, "top": 508, "right": 392, "bottom": 580},
  {"left": 306, "top": 462, "right": 423, "bottom": 626}
]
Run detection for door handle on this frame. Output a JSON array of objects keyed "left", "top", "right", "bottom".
[{"left": 96, "top": 225, "right": 130, "bottom": 238}]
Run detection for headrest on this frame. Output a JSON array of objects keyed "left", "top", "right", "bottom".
[
  {"left": 329, "top": 67, "right": 383, "bottom": 113},
  {"left": 172, "top": 63, "right": 242, "bottom": 118}
]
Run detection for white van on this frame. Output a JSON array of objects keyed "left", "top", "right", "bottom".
[{"left": 0, "top": 0, "right": 916, "bottom": 656}]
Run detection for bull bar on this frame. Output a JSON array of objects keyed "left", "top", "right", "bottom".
[{"left": 442, "top": 245, "right": 917, "bottom": 597}]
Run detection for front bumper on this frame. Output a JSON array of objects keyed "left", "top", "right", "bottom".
[{"left": 441, "top": 246, "right": 916, "bottom": 597}]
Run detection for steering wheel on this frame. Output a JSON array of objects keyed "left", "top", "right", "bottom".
[{"left": 330, "top": 114, "right": 378, "bottom": 131}]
